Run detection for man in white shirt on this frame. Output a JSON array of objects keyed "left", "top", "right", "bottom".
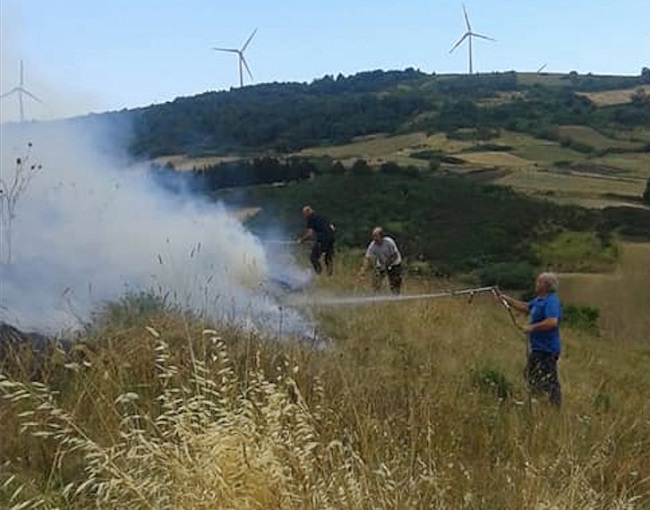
[{"left": 358, "top": 227, "right": 403, "bottom": 295}]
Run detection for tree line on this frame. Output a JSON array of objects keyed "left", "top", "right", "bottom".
[{"left": 124, "top": 69, "right": 650, "bottom": 158}]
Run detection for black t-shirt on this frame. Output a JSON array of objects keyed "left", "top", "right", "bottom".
[{"left": 306, "top": 213, "right": 334, "bottom": 241}]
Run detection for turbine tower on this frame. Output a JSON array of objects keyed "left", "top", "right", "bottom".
[
  {"left": 0, "top": 60, "right": 42, "bottom": 122},
  {"left": 213, "top": 29, "right": 258, "bottom": 87},
  {"left": 449, "top": 5, "right": 495, "bottom": 75}
]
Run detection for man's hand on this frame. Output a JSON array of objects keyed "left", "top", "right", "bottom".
[{"left": 523, "top": 323, "right": 534, "bottom": 334}]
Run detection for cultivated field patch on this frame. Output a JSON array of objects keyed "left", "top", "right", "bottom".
[
  {"left": 455, "top": 151, "right": 533, "bottom": 168},
  {"left": 495, "top": 167, "right": 645, "bottom": 201},
  {"left": 556, "top": 125, "right": 641, "bottom": 151},
  {"left": 578, "top": 85, "right": 650, "bottom": 106}
]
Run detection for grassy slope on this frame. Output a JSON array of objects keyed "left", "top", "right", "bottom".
[
  {"left": 560, "top": 242, "right": 650, "bottom": 344},
  {"left": 1, "top": 248, "right": 649, "bottom": 509}
]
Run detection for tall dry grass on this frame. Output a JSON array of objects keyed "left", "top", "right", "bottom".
[
  {"left": 560, "top": 242, "right": 650, "bottom": 344},
  {"left": 1, "top": 253, "right": 649, "bottom": 509}
]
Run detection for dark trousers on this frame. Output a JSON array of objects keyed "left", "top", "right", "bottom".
[
  {"left": 310, "top": 239, "right": 334, "bottom": 275},
  {"left": 373, "top": 264, "right": 402, "bottom": 295},
  {"left": 524, "top": 350, "right": 562, "bottom": 406}
]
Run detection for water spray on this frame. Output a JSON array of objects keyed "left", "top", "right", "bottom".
[{"left": 291, "top": 285, "right": 498, "bottom": 307}]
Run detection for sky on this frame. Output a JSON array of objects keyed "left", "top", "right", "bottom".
[{"left": 1, "top": 0, "right": 649, "bottom": 122}]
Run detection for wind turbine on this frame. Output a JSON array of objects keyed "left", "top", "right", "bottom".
[
  {"left": 536, "top": 63, "right": 548, "bottom": 74},
  {"left": 0, "top": 60, "right": 42, "bottom": 122},
  {"left": 449, "top": 5, "right": 496, "bottom": 75},
  {"left": 212, "top": 28, "right": 258, "bottom": 87}
]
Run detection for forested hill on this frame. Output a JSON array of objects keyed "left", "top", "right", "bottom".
[{"left": 125, "top": 68, "right": 650, "bottom": 158}]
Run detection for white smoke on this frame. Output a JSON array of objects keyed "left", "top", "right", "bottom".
[{"left": 0, "top": 120, "right": 315, "bottom": 339}]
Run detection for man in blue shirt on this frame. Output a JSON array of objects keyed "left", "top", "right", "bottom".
[
  {"left": 495, "top": 272, "right": 562, "bottom": 406},
  {"left": 298, "top": 205, "right": 335, "bottom": 276}
]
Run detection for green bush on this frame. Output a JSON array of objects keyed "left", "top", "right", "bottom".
[
  {"left": 563, "top": 304, "right": 600, "bottom": 335},
  {"left": 475, "top": 262, "right": 536, "bottom": 290},
  {"left": 472, "top": 365, "right": 513, "bottom": 400}
]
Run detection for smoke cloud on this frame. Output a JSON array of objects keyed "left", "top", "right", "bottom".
[{"left": 0, "top": 120, "right": 315, "bottom": 340}]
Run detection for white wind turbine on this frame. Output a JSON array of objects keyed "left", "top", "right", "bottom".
[
  {"left": 0, "top": 60, "right": 42, "bottom": 122},
  {"left": 449, "top": 5, "right": 496, "bottom": 75},
  {"left": 212, "top": 29, "right": 258, "bottom": 87}
]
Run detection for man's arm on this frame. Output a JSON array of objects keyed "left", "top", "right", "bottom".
[
  {"left": 524, "top": 317, "right": 558, "bottom": 333},
  {"left": 358, "top": 257, "right": 372, "bottom": 276},
  {"left": 494, "top": 289, "right": 529, "bottom": 314},
  {"left": 358, "top": 244, "right": 374, "bottom": 276},
  {"left": 297, "top": 228, "right": 314, "bottom": 244},
  {"left": 524, "top": 297, "right": 560, "bottom": 332}
]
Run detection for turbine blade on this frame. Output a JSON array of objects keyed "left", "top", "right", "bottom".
[
  {"left": 449, "top": 33, "right": 469, "bottom": 53},
  {"left": 241, "top": 28, "right": 258, "bottom": 52},
  {"left": 0, "top": 88, "right": 20, "bottom": 99},
  {"left": 536, "top": 63, "right": 548, "bottom": 73},
  {"left": 20, "top": 60, "right": 24, "bottom": 86},
  {"left": 471, "top": 32, "right": 496, "bottom": 42},
  {"left": 20, "top": 88, "right": 42, "bottom": 103},
  {"left": 212, "top": 47, "right": 239, "bottom": 53},
  {"left": 462, "top": 4, "right": 472, "bottom": 31},
  {"left": 241, "top": 55, "right": 254, "bottom": 81}
]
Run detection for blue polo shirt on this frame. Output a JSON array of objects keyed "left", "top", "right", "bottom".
[{"left": 528, "top": 293, "right": 562, "bottom": 355}]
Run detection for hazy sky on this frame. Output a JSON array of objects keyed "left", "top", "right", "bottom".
[{"left": 1, "top": 0, "right": 648, "bottom": 121}]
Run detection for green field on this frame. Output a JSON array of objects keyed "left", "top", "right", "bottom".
[
  {"left": 164, "top": 124, "right": 649, "bottom": 210},
  {"left": 293, "top": 128, "right": 650, "bottom": 209},
  {"left": 556, "top": 125, "right": 642, "bottom": 151}
]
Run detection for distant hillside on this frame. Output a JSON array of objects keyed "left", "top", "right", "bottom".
[{"left": 124, "top": 68, "right": 650, "bottom": 158}]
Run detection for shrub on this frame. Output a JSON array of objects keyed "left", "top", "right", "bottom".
[
  {"left": 472, "top": 365, "right": 513, "bottom": 400},
  {"left": 475, "top": 262, "right": 536, "bottom": 290},
  {"left": 563, "top": 304, "right": 600, "bottom": 335}
]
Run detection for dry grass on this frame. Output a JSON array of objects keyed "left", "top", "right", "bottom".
[
  {"left": 498, "top": 131, "right": 585, "bottom": 163},
  {"left": 298, "top": 133, "right": 426, "bottom": 160},
  {"left": 455, "top": 151, "right": 534, "bottom": 168},
  {"left": 560, "top": 242, "right": 650, "bottom": 344},
  {"left": 544, "top": 196, "right": 650, "bottom": 210},
  {"left": 578, "top": 85, "right": 650, "bottom": 106},
  {"left": 297, "top": 132, "right": 473, "bottom": 163},
  {"left": 495, "top": 167, "right": 645, "bottom": 202},
  {"left": 1, "top": 252, "right": 649, "bottom": 509},
  {"left": 594, "top": 153, "right": 650, "bottom": 179}
]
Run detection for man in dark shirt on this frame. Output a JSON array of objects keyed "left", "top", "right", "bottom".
[{"left": 297, "top": 205, "right": 335, "bottom": 275}]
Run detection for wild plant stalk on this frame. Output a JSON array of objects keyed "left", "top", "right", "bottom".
[
  {"left": 0, "top": 142, "right": 42, "bottom": 264},
  {"left": 1, "top": 258, "right": 649, "bottom": 508}
]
